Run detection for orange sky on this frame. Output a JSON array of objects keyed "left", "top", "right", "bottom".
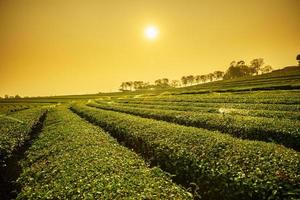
[{"left": 0, "top": 0, "right": 299, "bottom": 96}]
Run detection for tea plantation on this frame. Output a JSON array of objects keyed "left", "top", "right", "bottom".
[{"left": 1, "top": 76, "right": 300, "bottom": 199}]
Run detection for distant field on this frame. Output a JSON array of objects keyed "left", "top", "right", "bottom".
[{"left": 1, "top": 71, "right": 300, "bottom": 199}]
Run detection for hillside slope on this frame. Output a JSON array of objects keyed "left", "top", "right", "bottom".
[{"left": 175, "top": 67, "right": 300, "bottom": 94}]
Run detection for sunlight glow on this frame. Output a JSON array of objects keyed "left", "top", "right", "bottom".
[{"left": 145, "top": 26, "right": 158, "bottom": 40}]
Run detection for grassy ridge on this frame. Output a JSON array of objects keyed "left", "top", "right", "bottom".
[
  {"left": 178, "top": 70, "right": 300, "bottom": 93},
  {"left": 17, "top": 107, "right": 191, "bottom": 199},
  {"left": 88, "top": 102, "right": 300, "bottom": 151},
  {"left": 71, "top": 104, "right": 300, "bottom": 200}
]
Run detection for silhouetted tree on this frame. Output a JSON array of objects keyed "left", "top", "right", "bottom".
[
  {"left": 142, "top": 82, "right": 151, "bottom": 89},
  {"left": 155, "top": 78, "right": 170, "bottom": 88},
  {"left": 125, "top": 81, "right": 133, "bottom": 91},
  {"left": 162, "top": 78, "right": 169, "bottom": 85},
  {"left": 200, "top": 75, "right": 207, "bottom": 83},
  {"left": 170, "top": 80, "right": 180, "bottom": 88},
  {"left": 118, "top": 57, "right": 273, "bottom": 90},
  {"left": 213, "top": 71, "right": 224, "bottom": 80},
  {"left": 223, "top": 60, "right": 252, "bottom": 79},
  {"left": 297, "top": 54, "right": 300, "bottom": 66},
  {"left": 195, "top": 75, "right": 202, "bottom": 84},
  {"left": 133, "top": 81, "right": 145, "bottom": 90},
  {"left": 261, "top": 65, "right": 273, "bottom": 74},
  {"left": 186, "top": 75, "right": 195, "bottom": 85},
  {"left": 250, "top": 58, "right": 264, "bottom": 75},
  {"left": 119, "top": 82, "right": 127, "bottom": 91},
  {"left": 181, "top": 76, "right": 188, "bottom": 86},
  {"left": 207, "top": 73, "right": 215, "bottom": 82}
]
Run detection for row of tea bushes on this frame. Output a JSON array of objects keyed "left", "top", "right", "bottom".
[
  {"left": 0, "top": 108, "right": 47, "bottom": 167},
  {"left": 88, "top": 102, "right": 300, "bottom": 151},
  {"left": 107, "top": 101, "right": 300, "bottom": 120},
  {"left": 17, "top": 107, "right": 191, "bottom": 199},
  {"left": 116, "top": 99, "right": 300, "bottom": 112},
  {"left": 125, "top": 91, "right": 300, "bottom": 104},
  {"left": 0, "top": 104, "right": 30, "bottom": 115},
  {"left": 71, "top": 104, "right": 300, "bottom": 200}
]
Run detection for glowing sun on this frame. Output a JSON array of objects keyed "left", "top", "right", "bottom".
[{"left": 145, "top": 26, "right": 159, "bottom": 40}]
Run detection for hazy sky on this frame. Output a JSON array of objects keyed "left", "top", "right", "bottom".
[{"left": 0, "top": 0, "right": 299, "bottom": 96}]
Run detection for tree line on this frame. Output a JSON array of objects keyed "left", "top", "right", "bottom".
[
  {"left": 119, "top": 58, "right": 273, "bottom": 91},
  {"left": 0, "top": 94, "right": 22, "bottom": 99},
  {"left": 224, "top": 58, "right": 272, "bottom": 79}
]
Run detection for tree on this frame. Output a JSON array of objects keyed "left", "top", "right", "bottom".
[
  {"left": 142, "top": 82, "right": 151, "bottom": 89},
  {"left": 133, "top": 81, "right": 144, "bottom": 90},
  {"left": 170, "top": 80, "right": 180, "bottom": 88},
  {"left": 200, "top": 75, "right": 207, "bottom": 83},
  {"left": 125, "top": 81, "right": 133, "bottom": 91},
  {"left": 4, "top": 95, "right": 9, "bottom": 99},
  {"left": 237, "top": 60, "right": 245, "bottom": 66},
  {"left": 155, "top": 78, "right": 170, "bottom": 88},
  {"left": 181, "top": 76, "right": 188, "bottom": 86},
  {"left": 154, "top": 79, "right": 160, "bottom": 85},
  {"left": 119, "top": 82, "right": 127, "bottom": 91},
  {"left": 213, "top": 71, "right": 224, "bottom": 80},
  {"left": 297, "top": 54, "right": 300, "bottom": 66},
  {"left": 186, "top": 75, "right": 195, "bottom": 85},
  {"left": 15, "top": 94, "right": 21, "bottom": 99},
  {"left": 207, "top": 73, "right": 215, "bottom": 82},
  {"left": 195, "top": 75, "right": 202, "bottom": 84},
  {"left": 223, "top": 60, "right": 252, "bottom": 80},
  {"left": 250, "top": 58, "right": 264, "bottom": 75},
  {"left": 261, "top": 65, "right": 273, "bottom": 74},
  {"left": 162, "top": 78, "right": 169, "bottom": 85}
]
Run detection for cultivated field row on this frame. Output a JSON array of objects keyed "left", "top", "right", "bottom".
[
  {"left": 0, "top": 105, "right": 30, "bottom": 115},
  {"left": 1, "top": 93, "right": 299, "bottom": 199},
  {"left": 71, "top": 104, "right": 300, "bottom": 200},
  {"left": 100, "top": 101, "right": 300, "bottom": 120},
  {"left": 0, "top": 107, "right": 47, "bottom": 166},
  {"left": 88, "top": 102, "right": 300, "bottom": 151},
  {"left": 17, "top": 107, "right": 191, "bottom": 199},
  {"left": 114, "top": 99, "right": 300, "bottom": 111},
  {"left": 115, "top": 90, "right": 300, "bottom": 105}
]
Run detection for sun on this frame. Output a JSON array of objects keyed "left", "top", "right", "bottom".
[{"left": 145, "top": 26, "right": 159, "bottom": 40}]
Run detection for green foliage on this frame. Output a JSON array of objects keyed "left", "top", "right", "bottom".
[
  {"left": 17, "top": 107, "right": 191, "bottom": 199},
  {"left": 119, "top": 90, "right": 300, "bottom": 104},
  {"left": 101, "top": 100, "right": 300, "bottom": 120},
  {"left": 114, "top": 90, "right": 300, "bottom": 112},
  {"left": 179, "top": 69, "right": 300, "bottom": 94},
  {"left": 117, "top": 98, "right": 300, "bottom": 111},
  {"left": 88, "top": 102, "right": 300, "bottom": 151},
  {"left": 0, "top": 107, "right": 47, "bottom": 166},
  {"left": 71, "top": 104, "right": 300, "bottom": 200},
  {"left": 0, "top": 104, "right": 29, "bottom": 115}
]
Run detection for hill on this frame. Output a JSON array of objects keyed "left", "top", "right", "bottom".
[
  {"left": 174, "top": 66, "right": 300, "bottom": 94},
  {"left": 1, "top": 66, "right": 299, "bottom": 102}
]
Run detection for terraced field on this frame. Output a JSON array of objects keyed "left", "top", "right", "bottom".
[
  {"left": 0, "top": 103, "right": 49, "bottom": 199},
  {"left": 17, "top": 107, "right": 190, "bottom": 199},
  {"left": 1, "top": 89, "right": 300, "bottom": 199}
]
